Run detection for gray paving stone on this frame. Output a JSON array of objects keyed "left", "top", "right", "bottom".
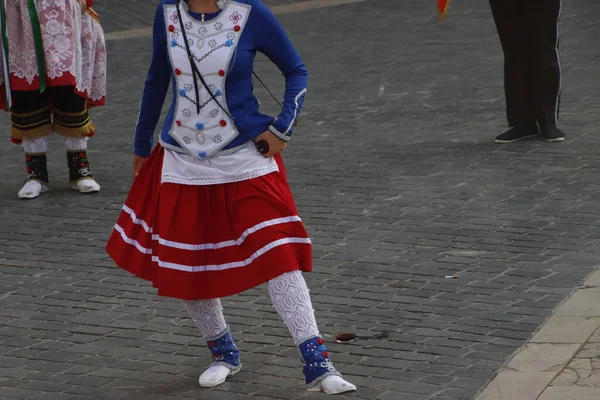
[
  {"left": 437, "top": 388, "right": 480, "bottom": 399},
  {"left": 451, "top": 368, "right": 497, "bottom": 382},
  {"left": 385, "top": 381, "right": 442, "bottom": 395},
  {"left": 31, "top": 393, "right": 81, "bottom": 400},
  {"left": 1, "top": 388, "right": 48, "bottom": 399},
  {"left": 422, "top": 375, "right": 455, "bottom": 386},
  {"left": 18, "top": 381, "right": 73, "bottom": 393},
  {"left": 377, "top": 392, "right": 430, "bottom": 400}
]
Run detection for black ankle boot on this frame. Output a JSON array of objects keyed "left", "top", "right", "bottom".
[
  {"left": 25, "top": 153, "right": 50, "bottom": 185},
  {"left": 67, "top": 150, "right": 94, "bottom": 184}
]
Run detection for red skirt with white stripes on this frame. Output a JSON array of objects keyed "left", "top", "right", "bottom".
[{"left": 105, "top": 146, "right": 312, "bottom": 300}]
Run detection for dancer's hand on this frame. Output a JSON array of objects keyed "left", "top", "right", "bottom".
[
  {"left": 254, "top": 131, "right": 287, "bottom": 158},
  {"left": 133, "top": 155, "right": 147, "bottom": 178}
]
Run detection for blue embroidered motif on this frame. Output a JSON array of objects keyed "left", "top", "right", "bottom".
[
  {"left": 199, "top": 152, "right": 207, "bottom": 159},
  {"left": 178, "top": 89, "right": 186, "bottom": 96},
  {"left": 196, "top": 123, "right": 205, "bottom": 130},
  {"left": 225, "top": 39, "right": 234, "bottom": 47},
  {"left": 170, "top": 39, "right": 177, "bottom": 47},
  {"left": 215, "top": 90, "right": 222, "bottom": 96}
]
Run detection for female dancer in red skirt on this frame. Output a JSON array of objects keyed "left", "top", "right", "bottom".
[
  {"left": 106, "top": 0, "right": 356, "bottom": 394},
  {"left": 0, "top": 0, "right": 106, "bottom": 198}
]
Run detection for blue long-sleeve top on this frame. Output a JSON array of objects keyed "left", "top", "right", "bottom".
[{"left": 134, "top": 0, "right": 308, "bottom": 158}]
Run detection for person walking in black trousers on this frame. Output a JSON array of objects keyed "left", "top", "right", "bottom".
[{"left": 490, "top": 0, "right": 565, "bottom": 143}]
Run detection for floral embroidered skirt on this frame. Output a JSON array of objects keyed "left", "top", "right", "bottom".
[
  {"left": 0, "top": 1, "right": 107, "bottom": 109},
  {"left": 105, "top": 146, "right": 313, "bottom": 300}
]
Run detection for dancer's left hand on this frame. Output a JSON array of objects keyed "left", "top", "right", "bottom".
[
  {"left": 133, "top": 155, "right": 147, "bottom": 178},
  {"left": 254, "top": 131, "right": 287, "bottom": 158}
]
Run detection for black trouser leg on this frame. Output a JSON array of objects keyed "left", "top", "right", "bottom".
[
  {"left": 489, "top": 0, "right": 537, "bottom": 130},
  {"left": 526, "top": 0, "right": 562, "bottom": 132},
  {"left": 10, "top": 90, "right": 52, "bottom": 184},
  {"left": 49, "top": 86, "right": 93, "bottom": 137},
  {"left": 10, "top": 90, "right": 52, "bottom": 140}
]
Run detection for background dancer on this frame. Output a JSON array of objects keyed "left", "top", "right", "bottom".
[{"left": 0, "top": 0, "right": 107, "bottom": 198}]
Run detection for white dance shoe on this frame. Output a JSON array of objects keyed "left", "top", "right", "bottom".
[
  {"left": 308, "top": 375, "right": 357, "bottom": 395},
  {"left": 18, "top": 180, "right": 48, "bottom": 199},
  {"left": 71, "top": 178, "right": 100, "bottom": 193},
  {"left": 199, "top": 365, "right": 240, "bottom": 388}
]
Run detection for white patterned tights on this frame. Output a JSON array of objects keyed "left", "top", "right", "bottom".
[
  {"left": 22, "top": 137, "right": 48, "bottom": 154},
  {"left": 183, "top": 271, "right": 319, "bottom": 344},
  {"left": 22, "top": 136, "right": 88, "bottom": 153}
]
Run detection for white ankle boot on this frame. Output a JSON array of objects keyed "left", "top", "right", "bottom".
[
  {"left": 308, "top": 375, "right": 357, "bottom": 395},
  {"left": 199, "top": 365, "right": 239, "bottom": 387},
  {"left": 71, "top": 178, "right": 100, "bottom": 193},
  {"left": 18, "top": 180, "right": 48, "bottom": 199}
]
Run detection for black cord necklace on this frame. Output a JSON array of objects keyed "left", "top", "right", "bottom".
[
  {"left": 174, "top": 0, "right": 281, "bottom": 154},
  {"left": 176, "top": 0, "right": 230, "bottom": 118}
]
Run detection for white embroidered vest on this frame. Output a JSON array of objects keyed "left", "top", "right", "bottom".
[{"left": 163, "top": 1, "right": 250, "bottom": 159}]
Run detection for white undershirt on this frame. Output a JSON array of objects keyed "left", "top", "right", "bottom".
[{"left": 161, "top": 144, "right": 279, "bottom": 186}]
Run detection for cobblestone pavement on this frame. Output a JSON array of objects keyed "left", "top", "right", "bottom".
[{"left": 1, "top": 0, "right": 600, "bottom": 399}]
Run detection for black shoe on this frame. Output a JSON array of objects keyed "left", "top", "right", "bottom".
[
  {"left": 494, "top": 127, "right": 538, "bottom": 144},
  {"left": 542, "top": 126, "right": 565, "bottom": 142}
]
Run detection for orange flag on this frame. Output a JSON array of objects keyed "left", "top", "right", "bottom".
[{"left": 438, "top": 0, "right": 451, "bottom": 20}]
